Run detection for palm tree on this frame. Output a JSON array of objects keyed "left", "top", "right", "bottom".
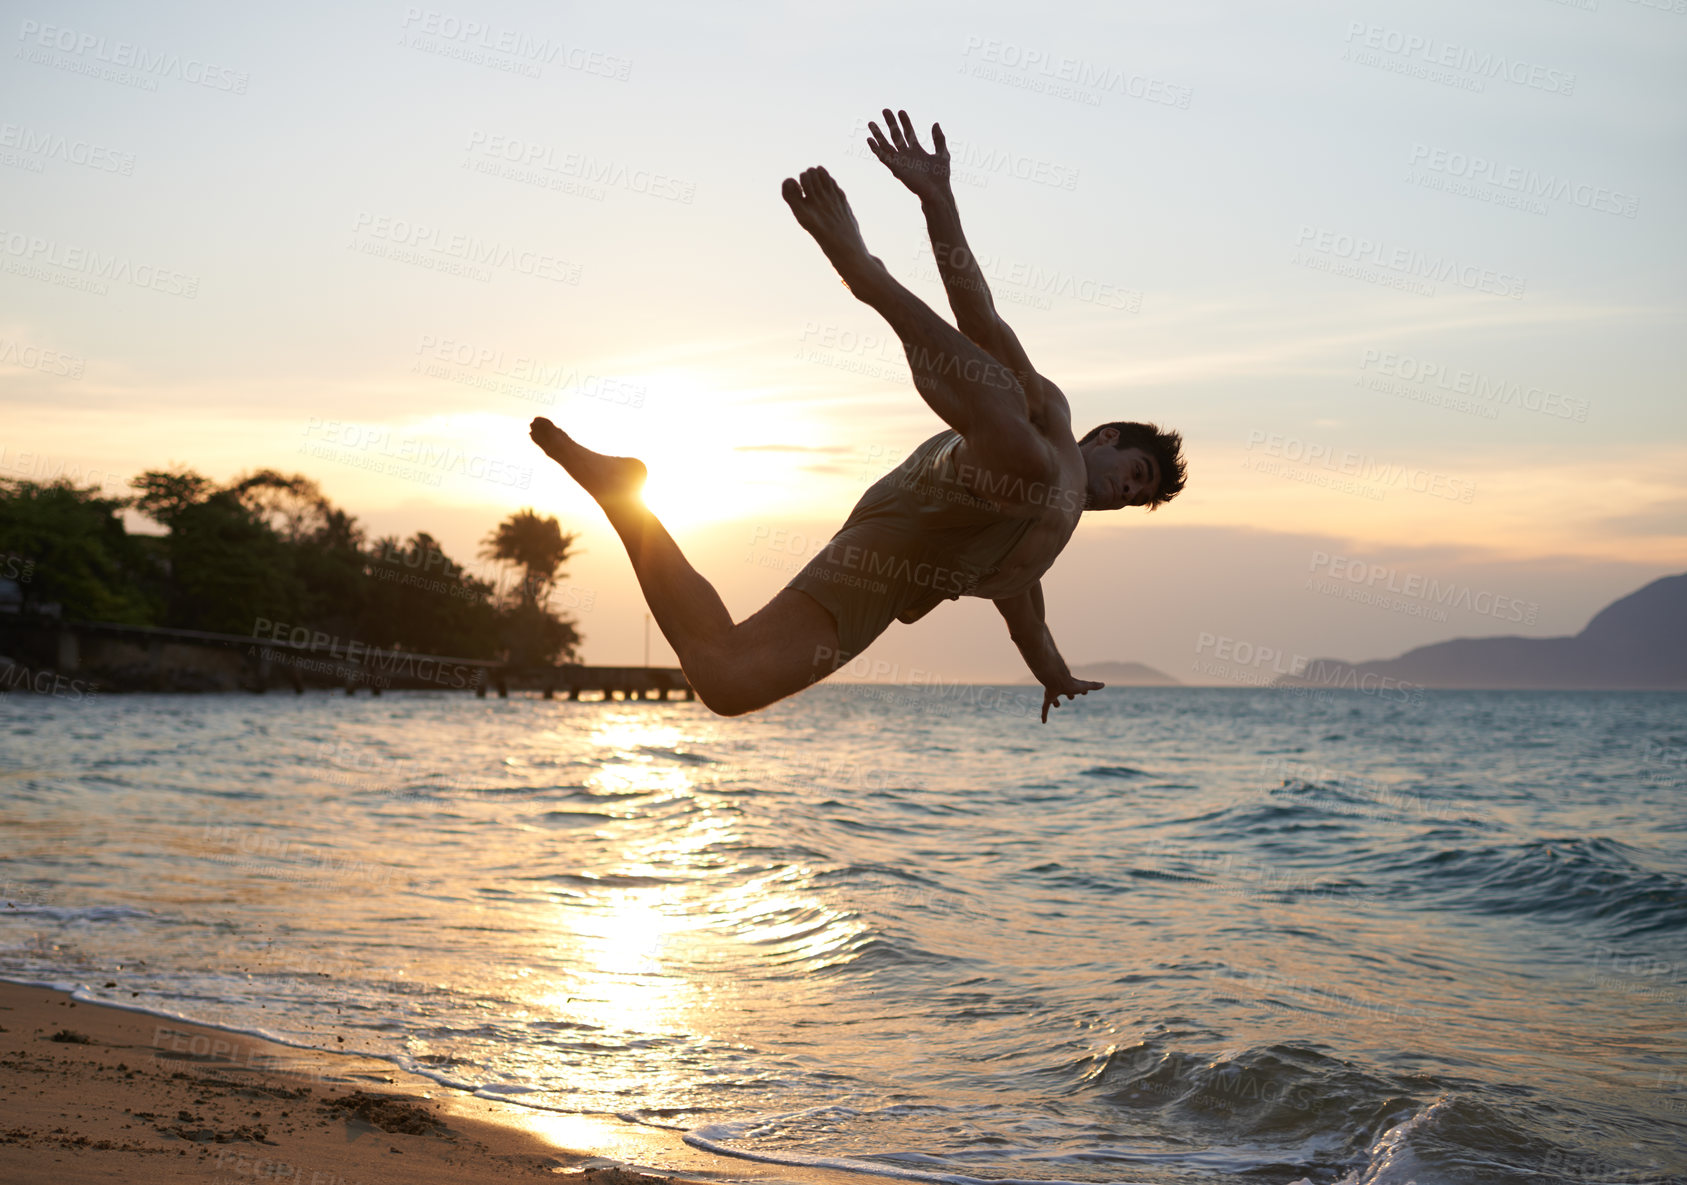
[
  {"left": 481, "top": 510, "right": 582, "bottom": 665},
  {"left": 480, "top": 509, "right": 577, "bottom": 611}
]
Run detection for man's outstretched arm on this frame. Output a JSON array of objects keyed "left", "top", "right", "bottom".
[
  {"left": 995, "top": 583, "right": 1104, "bottom": 723},
  {"left": 867, "top": 110, "right": 1053, "bottom": 428}
]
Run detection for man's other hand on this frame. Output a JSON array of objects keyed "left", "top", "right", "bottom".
[
  {"left": 867, "top": 108, "right": 950, "bottom": 199},
  {"left": 1041, "top": 676, "right": 1104, "bottom": 723}
]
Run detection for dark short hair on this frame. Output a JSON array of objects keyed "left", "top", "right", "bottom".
[{"left": 1079, "top": 421, "right": 1188, "bottom": 509}]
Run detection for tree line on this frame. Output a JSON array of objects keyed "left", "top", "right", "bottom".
[{"left": 0, "top": 468, "right": 582, "bottom": 664}]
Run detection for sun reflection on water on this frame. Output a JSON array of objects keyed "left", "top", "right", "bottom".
[
  {"left": 522, "top": 713, "right": 877, "bottom": 1106},
  {"left": 534, "top": 715, "right": 725, "bottom": 1045}
]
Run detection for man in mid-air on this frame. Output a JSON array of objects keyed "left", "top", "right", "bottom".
[{"left": 530, "top": 108, "right": 1187, "bottom": 722}]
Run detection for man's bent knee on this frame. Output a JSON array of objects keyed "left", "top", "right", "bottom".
[
  {"left": 686, "top": 646, "right": 832, "bottom": 718},
  {"left": 683, "top": 646, "right": 775, "bottom": 717},
  {"left": 689, "top": 672, "right": 775, "bottom": 718}
]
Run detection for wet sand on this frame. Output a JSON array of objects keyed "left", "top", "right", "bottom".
[{"left": 0, "top": 981, "right": 863, "bottom": 1185}]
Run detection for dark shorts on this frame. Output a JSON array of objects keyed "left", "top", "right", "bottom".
[
  {"left": 787, "top": 520, "right": 969, "bottom": 664},
  {"left": 786, "top": 432, "right": 1037, "bottom": 664}
]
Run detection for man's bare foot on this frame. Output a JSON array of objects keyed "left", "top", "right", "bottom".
[
  {"left": 529, "top": 417, "right": 647, "bottom": 504},
  {"left": 781, "top": 167, "right": 888, "bottom": 295}
]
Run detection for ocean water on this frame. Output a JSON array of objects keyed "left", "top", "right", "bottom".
[{"left": 2, "top": 686, "right": 1684, "bottom": 1184}]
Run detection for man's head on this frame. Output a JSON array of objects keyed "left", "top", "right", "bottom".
[{"left": 1078, "top": 421, "right": 1187, "bottom": 511}]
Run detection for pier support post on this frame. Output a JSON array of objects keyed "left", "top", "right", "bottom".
[{"left": 56, "top": 630, "right": 80, "bottom": 672}]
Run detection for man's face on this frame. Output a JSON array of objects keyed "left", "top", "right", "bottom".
[{"left": 1083, "top": 436, "right": 1160, "bottom": 510}]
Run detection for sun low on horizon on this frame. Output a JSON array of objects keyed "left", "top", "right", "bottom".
[{"left": 377, "top": 369, "right": 862, "bottom": 537}]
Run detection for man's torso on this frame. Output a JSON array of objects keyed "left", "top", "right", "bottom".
[{"left": 950, "top": 374, "right": 1085, "bottom": 599}]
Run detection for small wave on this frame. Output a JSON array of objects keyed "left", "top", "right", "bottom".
[
  {"left": 1320, "top": 1092, "right": 1678, "bottom": 1185},
  {"left": 1272, "top": 778, "right": 1482, "bottom": 825},
  {"left": 688, "top": 1109, "right": 1153, "bottom": 1185},
  {"left": 810, "top": 933, "right": 951, "bottom": 976},
  {"left": 527, "top": 872, "right": 681, "bottom": 888},
  {"left": 364, "top": 778, "right": 602, "bottom": 802},
  {"left": 1071, "top": 1039, "right": 1451, "bottom": 1161},
  {"left": 534, "top": 810, "right": 618, "bottom": 826},
  {"left": 1387, "top": 836, "right": 1687, "bottom": 937},
  {"left": 636, "top": 745, "right": 717, "bottom": 765},
  {"left": 1080, "top": 766, "right": 1151, "bottom": 780},
  {"left": 1, "top": 903, "right": 154, "bottom": 924}
]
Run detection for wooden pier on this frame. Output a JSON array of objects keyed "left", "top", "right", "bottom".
[
  {"left": 480, "top": 664, "right": 693, "bottom": 702},
  {"left": 0, "top": 617, "right": 691, "bottom": 701}
]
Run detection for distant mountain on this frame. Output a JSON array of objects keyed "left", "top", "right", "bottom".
[
  {"left": 1073, "top": 661, "right": 1181, "bottom": 686},
  {"left": 1002, "top": 660, "right": 1180, "bottom": 686},
  {"left": 1277, "top": 573, "right": 1687, "bottom": 691}
]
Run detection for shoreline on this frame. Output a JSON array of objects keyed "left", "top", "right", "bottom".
[{"left": 0, "top": 980, "right": 871, "bottom": 1185}]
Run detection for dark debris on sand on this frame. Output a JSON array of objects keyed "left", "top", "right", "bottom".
[{"left": 321, "top": 1089, "right": 451, "bottom": 1136}]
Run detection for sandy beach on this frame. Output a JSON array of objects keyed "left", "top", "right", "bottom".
[{"left": 0, "top": 981, "right": 861, "bottom": 1185}]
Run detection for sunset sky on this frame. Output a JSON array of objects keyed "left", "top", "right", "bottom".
[{"left": 4, "top": 0, "right": 1683, "bottom": 680}]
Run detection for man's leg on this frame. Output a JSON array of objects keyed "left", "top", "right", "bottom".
[
  {"left": 528, "top": 418, "right": 840, "bottom": 716},
  {"left": 782, "top": 167, "right": 1045, "bottom": 482}
]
